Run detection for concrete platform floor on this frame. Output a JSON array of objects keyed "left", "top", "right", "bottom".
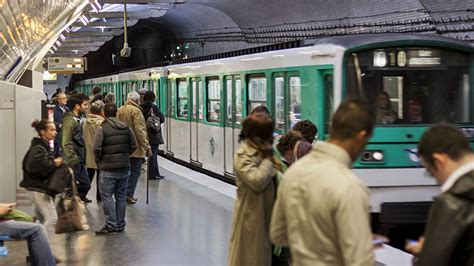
[
  {"left": 1, "top": 158, "right": 234, "bottom": 266},
  {"left": 1, "top": 157, "right": 413, "bottom": 266}
]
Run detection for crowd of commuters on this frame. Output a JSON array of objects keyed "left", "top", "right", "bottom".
[
  {"left": 3, "top": 85, "right": 473, "bottom": 265},
  {"left": 229, "top": 99, "right": 473, "bottom": 266}
]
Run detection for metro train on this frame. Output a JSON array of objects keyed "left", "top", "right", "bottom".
[{"left": 75, "top": 34, "right": 474, "bottom": 221}]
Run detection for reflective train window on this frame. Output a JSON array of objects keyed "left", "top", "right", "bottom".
[
  {"left": 192, "top": 80, "right": 197, "bottom": 119},
  {"left": 177, "top": 80, "right": 188, "bottom": 118},
  {"left": 207, "top": 78, "right": 221, "bottom": 122},
  {"left": 199, "top": 81, "right": 203, "bottom": 120},
  {"left": 248, "top": 76, "right": 267, "bottom": 113},
  {"left": 289, "top": 76, "right": 302, "bottom": 128},
  {"left": 226, "top": 79, "right": 233, "bottom": 124},
  {"left": 347, "top": 48, "right": 471, "bottom": 125},
  {"left": 275, "top": 77, "right": 285, "bottom": 130},
  {"left": 235, "top": 79, "right": 242, "bottom": 124}
]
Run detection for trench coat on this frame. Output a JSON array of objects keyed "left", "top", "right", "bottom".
[{"left": 228, "top": 140, "right": 276, "bottom": 266}]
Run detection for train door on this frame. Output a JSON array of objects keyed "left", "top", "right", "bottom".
[
  {"left": 224, "top": 76, "right": 241, "bottom": 176},
  {"left": 190, "top": 78, "right": 201, "bottom": 164},
  {"left": 165, "top": 79, "right": 173, "bottom": 155}
]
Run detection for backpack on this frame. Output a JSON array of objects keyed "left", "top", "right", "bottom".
[{"left": 146, "top": 108, "right": 161, "bottom": 133}]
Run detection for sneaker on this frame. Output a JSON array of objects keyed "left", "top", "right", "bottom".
[
  {"left": 95, "top": 226, "right": 117, "bottom": 235},
  {"left": 126, "top": 197, "right": 137, "bottom": 204},
  {"left": 116, "top": 228, "right": 125, "bottom": 233}
]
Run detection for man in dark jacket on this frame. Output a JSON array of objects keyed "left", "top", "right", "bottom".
[
  {"left": 93, "top": 103, "right": 137, "bottom": 235},
  {"left": 61, "top": 93, "right": 91, "bottom": 203},
  {"left": 141, "top": 91, "right": 165, "bottom": 180},
  {"left": 53, "top": 92, "right": 68, "bottom": 156},
  {"left": 406, "top": 124, "right": 474, "bottom": 266}
]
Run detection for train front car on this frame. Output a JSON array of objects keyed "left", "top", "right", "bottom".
[{"left": 338, "top": 34, "right": 474, "bottom": 231}]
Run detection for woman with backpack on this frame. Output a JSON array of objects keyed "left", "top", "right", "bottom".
[{"left": 141, "top": 91, "right": 165, "bottom": 180}]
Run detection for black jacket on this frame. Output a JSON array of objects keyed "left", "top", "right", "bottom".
[
  {"left": 416, "top": 171, "right": 474, "bottom": 266},
  {"left": 93, "top": 117, "right": 137, "bottom": 171},
  {"left": 20, "top": 137, "right": 56, "bottom": 194},
  {"left": 141, "top": 101, "right": 165, "bottom": 146}
]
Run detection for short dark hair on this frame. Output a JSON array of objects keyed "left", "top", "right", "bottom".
[
  {"left": 418, "top": 124, "right": 471, "bottom": 167},
  {"left": 277, "top": 130, "right": 303, "bottom": 155},
  {"left": 92, "top": 86, "right": 101, "bottom": 95},
  {"left": 293, "top": 120, "right": 318, "bottom": 143},
  {"left": 67, "top": 93, "right": 88, "bottom": 110},
  {"left": 330, "top": 99, "right": 375, "bottom": 140},
  {"left": 143, "top": 91, "right": 156, "bottom": 102},
  {"left": 104, "top": 103, "right": 118, "bottom": 117}
]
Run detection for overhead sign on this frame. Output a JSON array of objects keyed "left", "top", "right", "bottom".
[{"left": 47, "top": 57, "right": 86, "bottom": 74}]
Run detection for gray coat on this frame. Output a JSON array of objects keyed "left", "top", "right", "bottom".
[{"left": 228, "top": 140, "right": 276, "bottom": 266}]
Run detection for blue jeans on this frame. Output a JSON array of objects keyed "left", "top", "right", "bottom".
[
  {"left": 0, "top": 220, "right": 55, "bottom": 266},
  {"left": 99, "top": 169, "right": 129, "bottom": 230},
  {"left": 148, "top": 145, "right": 162, "bottom": 178},
  {"left": 127, "top": 158, "right": 144, "bottom": 198},
  {"left": 71, "top": 164, "right": 91, "bottom": 199}
]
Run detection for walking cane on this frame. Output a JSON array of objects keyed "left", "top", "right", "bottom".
[{"left": 146, "top": 157, "right": 149, "bottom": 204}]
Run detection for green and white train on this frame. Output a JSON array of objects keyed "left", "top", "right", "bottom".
[{"left": 76, "top": 34, "right": 474, "bottom": 218}]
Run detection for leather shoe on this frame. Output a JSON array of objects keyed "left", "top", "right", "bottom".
[{"left": 80, "top": 197, "right": 92, "bottom": 203}]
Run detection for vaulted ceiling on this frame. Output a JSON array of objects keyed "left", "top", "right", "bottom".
[{"left": 1, "top": 0, "right": 473, "bottom": 81}]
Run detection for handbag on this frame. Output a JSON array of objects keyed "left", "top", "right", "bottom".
[
  {"left": 55, "top": 174, "right": 89, "bottom": 234},
  {"left": 146, "top": 108, "right": 161, "bottom": 133},
  {"left": 46, "top": 165, "right": 72, "bottom": 195}
]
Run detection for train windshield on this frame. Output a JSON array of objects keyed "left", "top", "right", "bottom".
[{"left": 346, "top": 47, "right": 471, "bottom": 125}]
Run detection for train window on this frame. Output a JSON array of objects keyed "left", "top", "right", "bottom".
[
  {"left": 347, "top": 48, "right": 471, "bottom": 125},
  {"left": 199, "top": 81, "right": 203, "bottom": 120},
  {"left": 192, "top": 80, "right": 198, "bottom": 119},
  {"left": 275, "top": 77, "right": 285, "bottom": 130},
  {"left": 289, "top": 77, "right": 302, "bottom": 128},
  {"left": 207, "top": 79, "right": 221, "bottom": 122},
  {"left": 248, "top": 77, "right": 267, "bottom": 113},
  {"left": 235, "top": 79, "right": 242, "bottom": 124},
  {"left": 226, "top": 79, "right": 233, "bottom": 125},
  {"left": 177, "top": 80, "right": 188, "bottom": 118},
  {"left": 324, "top": 74, "right": 334, "bottom": 135}
]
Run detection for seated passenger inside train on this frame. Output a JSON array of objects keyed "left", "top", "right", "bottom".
[{"left": 374, "top": 91, "right": 398, "bottom": 125}]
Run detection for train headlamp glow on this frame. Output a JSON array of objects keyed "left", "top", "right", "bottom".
[
  {"left": 372, "top": 151, "right": 384, "bottom": 161},
  {"left": 373, "top": 51, "right": 387, "bottom": 67}
]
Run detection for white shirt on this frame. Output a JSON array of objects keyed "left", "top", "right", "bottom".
[{"left": 441, "top": 161, "right": 474, "bottom": 193}]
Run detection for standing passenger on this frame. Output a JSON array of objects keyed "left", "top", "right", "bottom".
[
  {"left": 270, "top": 99, "right": 375, "bottom": 266},
  {"left": 293, "top": 120, "right": 318, "bottom": 144},
  {"left": 104, "top": 93, "right": 116, "bottom": 104},
  {"left": 83, "top": 100, "right": 105, "bottom": 201},
  {"left": 90, "top": 86, "right": 102, "bottom": 101},
  {"left": 406, "top": 124, "right": 474, "bottom": 266},
  {"left": 228, "top": 114, "right": 277, "bottom": 266},
  {"left": 141, "top": 91, "right": 165, "bottom": 180},
  {"left": 62, "top": 93, "right": 91, "bottom": 203},
  {"left": 117, "top": 91, "right": 152, "bottom": 204},
  {"left": 53, "top": 92, "right": 68, "bottom": 156},
  {"left": 21, "top": 120, "right": 63, "bottom": 235},
  {"left": 94, "top": 103, "right": 137, "bottom": 235}
]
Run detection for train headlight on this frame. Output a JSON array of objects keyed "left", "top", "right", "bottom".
[
  {"left": 361, "top": 150, "right": 385, "bottom": 162},
  {"left": 373, "top": 51, "right": 387, "bottom": 67}
]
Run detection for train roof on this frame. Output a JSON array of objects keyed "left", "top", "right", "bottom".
[{"left": 304, "top": 34, "right": 474, "bottom": 50}]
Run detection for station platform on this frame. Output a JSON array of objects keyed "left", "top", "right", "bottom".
[{"left": 0, "top": 158, "right": 413, "bottom": 265}]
